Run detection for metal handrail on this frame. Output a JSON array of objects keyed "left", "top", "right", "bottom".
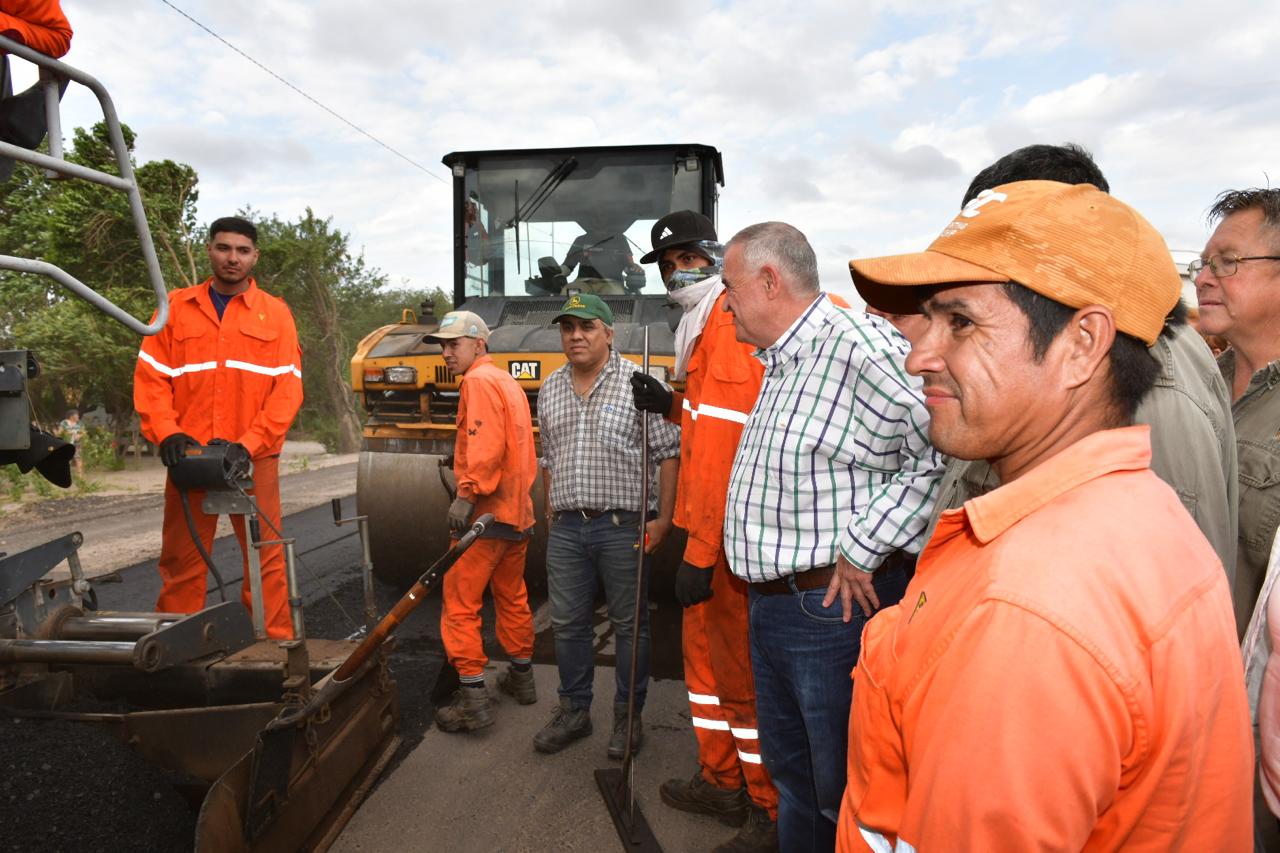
[{"left": 0, "top": 33, "right": 168, "bottom": 336}]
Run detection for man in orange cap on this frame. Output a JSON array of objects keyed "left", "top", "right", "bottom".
[
  {"left": 426, "top": 309, "right": 538, "bottom": 733},
  {"left": 837, "top": 181, "right": 1251, "bottom": 851},
  {"left": 134, "top": 217, "right": 303, "bottom": 639}
]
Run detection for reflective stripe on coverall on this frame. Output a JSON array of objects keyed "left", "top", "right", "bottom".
[
  {"left": 0, "top": 0, "right": 73, "bottom": 58},
  {"left": 441, "top": 354, "right": 536, "bottom": 677},
  {"left": 670, "top": 291, "right": 776, "bottom": 813},
  {"left": 134, "top": 278, "right": 303, "bottom": 639}
]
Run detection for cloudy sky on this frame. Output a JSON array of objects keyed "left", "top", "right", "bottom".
[{"left": 17, "top": 0, "right": 1280, "bottom": 304}]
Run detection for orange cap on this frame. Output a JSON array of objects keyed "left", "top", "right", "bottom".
[{"left": 848, "top": 180, "right": 1181, "bottom": 344}]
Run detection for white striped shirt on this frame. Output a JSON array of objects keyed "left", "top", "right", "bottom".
[{"left": 724, "top": 295, "right": 942, "bottom": 582}]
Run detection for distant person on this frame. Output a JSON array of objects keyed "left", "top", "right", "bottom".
[
  {"left": 630, "top": 211, "right": 779, "bottom": 849},
  {"left": 923, "top": 144, "right": 1239, "bottom": 601},
  {"left": 721, "top": 222, "right": 942, "bottom": 851},
  {"left": 841, "top": 179, "right": 1251, "bottom": 851},
  {"left": 134, "top": 216, "right": 303, "bottom": 638},
  {"left": 1193, "top": 187, "right": 1280, "bottom": 632},
  {"left": 534, "top": 293, "right": 680, "bottom": 759},
  {"left": 425, "top": 310, "right": 539, "bottom": 734},
  {"left": 57, "top": 408, "right": 82, "bottom": 476}
]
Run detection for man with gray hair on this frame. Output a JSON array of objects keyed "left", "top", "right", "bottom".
[
  {"left": 721, "top": 222, "right": 943, "bottom": 851},
  {"left": 1194, "top": 187, "right": 1280, "bottom": 630}
]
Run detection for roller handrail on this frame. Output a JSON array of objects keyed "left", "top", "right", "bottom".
[{"left": 0, "top": 33, "right": 168, "bottom": 336}]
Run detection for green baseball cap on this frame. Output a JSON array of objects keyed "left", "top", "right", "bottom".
[{"left": 551, "top": 292, "right": 614, "bottom": 326}]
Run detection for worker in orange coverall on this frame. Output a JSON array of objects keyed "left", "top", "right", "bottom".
[
  {"left": 0, "top": 0, "right": 72, "bottom": 57},
  {"left": 134, "top": 217, "right": 303, "bottom": 639},
  {"left": 630, "top": 211, "right": 779, "bottom": 852},
  {"left": 428, "top": 310, "right": 538, "bottom": 734}
]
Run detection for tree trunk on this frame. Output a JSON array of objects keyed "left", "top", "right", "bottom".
[{"left": 306, "top": 271, "right": 362, "bottom": 454}]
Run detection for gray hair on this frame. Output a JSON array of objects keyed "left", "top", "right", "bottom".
[
  {"left": 1209, "top": 188, "right": 1280, "bottom": 237},
  {"left": 727, "top": 222, "right": 820, "bottom": 294}
]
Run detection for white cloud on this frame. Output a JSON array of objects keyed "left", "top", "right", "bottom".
[{"left": 6, "top": 0, "right": 1267, "bottom": 311}]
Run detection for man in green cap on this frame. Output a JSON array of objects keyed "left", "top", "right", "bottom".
[{"left": 533, "top": 292, "right": 681, "bottom": 759}]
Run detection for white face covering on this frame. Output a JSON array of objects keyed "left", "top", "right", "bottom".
[
  {"left": 671, "top": 275, "right": 725, "bottom": 380},
  {"left": 669, "top": 274, "right": 720, "bottom": 312}
]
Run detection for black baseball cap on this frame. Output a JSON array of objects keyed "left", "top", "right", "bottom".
[{"left": 639, "top": 210, "right": 718, "bottom": 264}]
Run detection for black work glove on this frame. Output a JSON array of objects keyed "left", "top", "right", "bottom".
[
  {"left": 448, "top": 496, "right": 475, "bottom": 531},
  {"left": 630, "top": 372, "right": 673, "bottom": 416},
  {"left": 159, "top": 432, "right": 199, "bottom": 467},
  {"left": 674, "top": 561, "right": 714, "bottom": 608},
  {"left": 220, "top": 441, "right": 252, "bottom": 480}
]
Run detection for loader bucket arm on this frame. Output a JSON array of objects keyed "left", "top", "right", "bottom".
[{"left": 0, "top": 34, "right": 169, "bottom": 336}]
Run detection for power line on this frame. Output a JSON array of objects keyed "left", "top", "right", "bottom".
[{"left": 158, "top": 0, "right": 449, "bottom": 185}]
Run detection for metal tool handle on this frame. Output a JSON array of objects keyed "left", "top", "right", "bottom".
[
  {"left": 330, "top": 497, "right": 377, "bottom": 628},
  {"left": 618, "top": 327, "right": 651, "bottom": 819},
  {"left": 267, "top": 513, "right": 495, "bottom": 731}
]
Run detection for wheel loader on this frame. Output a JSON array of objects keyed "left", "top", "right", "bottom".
[{"left": 351, "top": 144, "right": 725, "bottom": 589}]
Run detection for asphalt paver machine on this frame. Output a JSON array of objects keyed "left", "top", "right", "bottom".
[
  {"left": 351, "top": 144, "right": 725, "bottom": 589},
  {"left": 0, "top": 35, "right": 407, "bottom": 851}
]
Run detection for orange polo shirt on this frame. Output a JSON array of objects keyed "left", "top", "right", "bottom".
[{"left": 838, "top": 426, "right": 1252, "bottom": 852}]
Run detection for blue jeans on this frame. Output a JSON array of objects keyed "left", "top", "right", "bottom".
[
  {"left": 546, "top": 511, "right": 650, "bottom": 711},
  {"left": 749, "top": 564, "right": 910, "bottom": 852}
]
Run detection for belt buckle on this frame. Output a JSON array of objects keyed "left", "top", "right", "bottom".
[{"left": 577, "top": 508, "right": 592, "bottom": 520}]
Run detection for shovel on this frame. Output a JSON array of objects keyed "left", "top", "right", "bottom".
[{"left": 594, "top": 325, "right": 663, "bottom": 851}]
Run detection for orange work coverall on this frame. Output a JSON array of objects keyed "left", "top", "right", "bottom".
[
  {"left": 441, "top": 354, "right": 537, "bottom": 678},
  {"left": 0, "top": 1, "right": 72, "bottom": 57},
  {"left": 667, "top": 291, "right": 777, "bottom": 814},
  {"left": 134, "top": 278, "right": 303, "bottom": 639}
]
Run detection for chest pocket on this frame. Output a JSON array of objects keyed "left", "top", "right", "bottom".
[
  {"left": 173, "top": 318, "right": 214, "bottom": 364},
  {"left": 238, "top": 322, "right": 280, "bottom": 363},
  {"left": 1237, "top": 439, "right": 1280, "bottom": 555},
  {"left": 709, "top": 360, "right": 752, "bottom": 384},
  {"left": 597, "top": 402, "right": 637, "bottom": 452}
]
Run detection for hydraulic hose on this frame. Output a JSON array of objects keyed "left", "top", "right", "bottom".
[{"left": 179, "top": 487, "right": 228, "bottom": 603}]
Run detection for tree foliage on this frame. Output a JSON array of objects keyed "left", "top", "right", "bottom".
[{"left": 0, "top": 123, "right": 448, "bottom": 453}]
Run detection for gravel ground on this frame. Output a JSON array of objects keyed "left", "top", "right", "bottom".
[{"left": 0, "top": 716, "right": 198, "bottom": 852}]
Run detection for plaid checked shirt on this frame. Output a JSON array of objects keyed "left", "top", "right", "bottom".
[
  {"left": 539, "top": 349, "right": 681, "bottom": 513},
  {"left": 725, "top": 294, "right": 943, "bottom": 582}
]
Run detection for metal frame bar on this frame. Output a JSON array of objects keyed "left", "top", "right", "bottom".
[{"left": 0, "top": 33, "right": 168, "bottom": 336}]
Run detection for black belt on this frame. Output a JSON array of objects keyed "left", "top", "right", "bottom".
[
  {"left": 751, "top": 564, "right": 837, "bottom": 596},
  {"left": 559, "top": 508, "right": 630, "bottom": 520}
]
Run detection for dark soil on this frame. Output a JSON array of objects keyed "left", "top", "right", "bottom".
[{"left": 0, "top": 715, "right": 197, "bottom": 853}]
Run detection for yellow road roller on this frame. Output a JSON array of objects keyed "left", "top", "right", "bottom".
[{"left": 351, "top": 144, "right": 725, "bottom": 589}]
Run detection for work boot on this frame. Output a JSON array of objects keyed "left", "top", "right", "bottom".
[
  {"left": 659, "top": 771, "right": 750, "bottom": 826},
  {"left": 712, "top": 805, "right": 778, "bottom": 853},
  {"left": 433, "top": 685, "right": 493, "bottom": 732},
  {"left": 607, "top": 702, "right": 643, "bottom": 760},
  {"left": 533, "top": 697, "right": 592, "bottom": 753},
  {"left": 497, "top": 664, "right": 537, "bottom": 705}
]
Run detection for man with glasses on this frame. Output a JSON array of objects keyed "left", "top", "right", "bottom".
[
  {"left": 630, "top": 211, "right": 779, "bottom": 851},
  {"left": 1193, "top": 188, "right": 1280, "bottom": 632}
]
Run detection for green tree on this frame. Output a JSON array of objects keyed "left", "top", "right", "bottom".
[
  {"left": 251, "top": 210, "right": 446, "bottom": 453},
  {"left": 0, "top": 122, "right": 199, "bottom": 431}
]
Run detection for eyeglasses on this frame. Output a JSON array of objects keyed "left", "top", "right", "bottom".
[{"left": 1188, "top": 255, "right": 1280, "bottom": 279}]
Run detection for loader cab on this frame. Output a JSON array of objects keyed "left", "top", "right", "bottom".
[{"left": 443, "top": 145, "right": 724, "bottom": 330}]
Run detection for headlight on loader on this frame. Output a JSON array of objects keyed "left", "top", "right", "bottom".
[{"left": 383, "top": 366, "right": 418, "bottom": 384}]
